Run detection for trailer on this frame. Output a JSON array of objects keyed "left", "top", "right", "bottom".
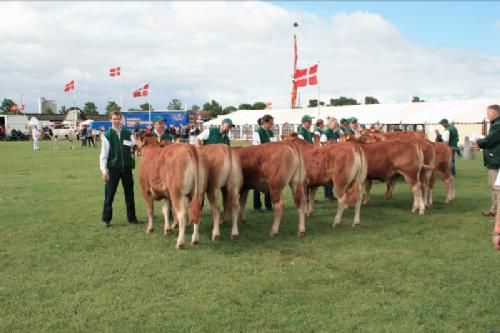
[
  {"left": 121, "top": 111, "right": 189, "bottom": 130},
  {"left": 0, "top": 115, "right": 29, "bottom": 140}
]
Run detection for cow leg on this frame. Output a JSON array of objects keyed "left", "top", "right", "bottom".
[
  {"left": 352, "top": 183, "right": 363, "bottom": 227},
  {"left": 238, "top": 190, "right": 249, "bottom": 224},
  {"left": 438, "top": 170, "right": 453, "bottom": 203},
  {"left": 162, "top": 199, "right": 173, "bottom": 236},
  {"left": 207, "top": 190, "right": 221, "bottom": 241},
  {"left": 428, "top": 172, "right": 436, "bottom": 207},
  {"left": 403, "top": 175, "right": 425, "bottom": 215},
  {"left": 269, "top": 189, "right": 284, "bottom": 238},
  {"left": 363, "top": 179, "right": 372, "bottom": 205},
  {"left": 173, "top": 196, "right": 188, "bottom": 250},
  {"left": 229, "top": 187, "right": 241, "bottom": 240},
  {"left": 307, "top": 187, "right": 319, "bottom": 217},
  {"left": 333, "top": 195, "right": 346, "bottom": 228},
  {"left": 144, "top": 194, "right": 154, "bottom": 234},
  {"left": 385, "top": 177, "right": 396, "bottom": 199},
  {"left": 220, "top": 187, "right": 228, "bottom": 225},
  {"left": 290, "top": 182, "right": 306, "bottom": 238}
]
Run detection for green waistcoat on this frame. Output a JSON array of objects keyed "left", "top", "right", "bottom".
[
  {"left": 324, "top": 128, "right": 340, "bottom": 141},
  {"left": 297, "top": 126, "right": 313, "bottom": 144},
  {"left": 477, "top": 117, "right": 500, "bottom": 169},
  {"left": 446, "top": 125, "right": 459, "bottom": 148},
  {"left": 256, "top": 126, "right": 271, "bottom": 144},
  {"left": 203, "top": 127, "right": 230, "bottom": 146},
  {"left": 314, "top": 127, "right": 324, "bottom": 135},
  {"left": 105, "top": 127, "right": 133, "bottom": 170}
]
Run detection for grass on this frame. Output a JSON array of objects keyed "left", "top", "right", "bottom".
[{"left": 0, "top": 140, "right": 499, "bottom": 333}]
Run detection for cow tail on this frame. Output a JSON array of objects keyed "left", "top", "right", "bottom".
[
  {"left": 346, "top": 145, "right": 363, "bottom": 205},
  {"left": 189, "top": 145, "right": 202, "bottom": 225},
  {"left": 291, "top": 143, "right": 306, "bottom": 209},
  {"left": 223, "top": 146, "right": 234, "bottom": 215}
]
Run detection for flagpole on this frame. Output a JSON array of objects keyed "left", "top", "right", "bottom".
[
  {"left": 119, "top": 69, "right": 123, "bottom": 111},
  {"left": 148, "top": 85, "right": 151, "bottom": 129}
]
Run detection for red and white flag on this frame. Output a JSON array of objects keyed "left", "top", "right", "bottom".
[
  {"left": 293, "top": 64, "right": 318, "bottom": 88},
  {"left": 133, "top": 83, "right": 149, "bottom": 98},
  {"left": 64, "top": 80, "right": 75, "bottom": 92},
  {"left": 109, "top": 66, "right": 121, "bottom": 77}
]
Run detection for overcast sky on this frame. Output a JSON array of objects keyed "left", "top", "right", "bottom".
[{"left": 2, "top": 1, "right": 500, "bottom": 113}]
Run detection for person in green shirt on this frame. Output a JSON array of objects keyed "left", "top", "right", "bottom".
[
  {"left": 99, "top": 110, "right": 140, "bottom": 227},
  {"left": 252, "top": 114, "right": 274, "bottom": 211},
  {"left": 323, "top": 117, "right": 341, "bottom": 142},
  {"left": 297, "top": 115, "right": 314, "bottom": 144},
  {"left": 152, "top": 116, "right": 174, "bottom": 143},
  {"left": 195, "top": 118, "right": 234, "bottom": 146},
  {"left": 438, "top": 118, "right": 459, "bottom": 176}
]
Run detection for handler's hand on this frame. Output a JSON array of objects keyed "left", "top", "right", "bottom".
[{"left": 102, "top": 171, "right": 109, "bottom": 182}]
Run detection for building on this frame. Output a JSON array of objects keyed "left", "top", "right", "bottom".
[{"left": 38, "top": 97, "right": 57, "bottom": 114}]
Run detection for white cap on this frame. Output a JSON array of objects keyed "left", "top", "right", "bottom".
[{"left": 416, "top": 125, "right": 423, "bottom": 132}]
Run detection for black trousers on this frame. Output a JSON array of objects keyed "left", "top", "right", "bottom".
[
  {"left": 253, "top": 189, "right": 272, "bottom": 210},
  {"left": 102, "top": 168, "right": 137, "bottom": 223}
]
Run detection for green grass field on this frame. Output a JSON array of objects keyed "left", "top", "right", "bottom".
[{"left": 1, "top": 140, "right": 498, "bottom": 333}]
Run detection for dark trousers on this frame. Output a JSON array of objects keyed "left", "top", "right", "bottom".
[
  {"left": 253, "top": 190, "right": 272, "bottom": 210},
  {"left": 451, "top": 149, "right": 456, "bottom": 176},
  {"left": 102, "top": 168, "right": 137, "bottom": 223},
  {"left": 324, "top": 183, "right": 334, "bottom": 199}
]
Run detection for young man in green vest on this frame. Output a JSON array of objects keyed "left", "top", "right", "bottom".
[
  {"left": 152, "top": 116, "right": 174, "bottom": 143},
  {"left": 252, "top": 114, "right": 275, "bottom": 211},
  {"left": 323, "top": 117, "right": 341, "bottom": 142},
  {"left": 99, "top": 111, "right": 139, "bottom": 227},
  {"left": 297, "top": 115, "right": 313, "bottom": 144},
  {"left": 439, "top": 118, "right": 459, "bottom": 176},
  {"left": 194, "top": 118, "right": 234, "bottom": 147}
]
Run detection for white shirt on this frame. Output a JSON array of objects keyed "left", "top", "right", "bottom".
[
  {"left": 252, "top": 131, "right": 261, "bottom": 145},
  {"left": 441, "top": 129, "right": 450, "bottom": 144},
  {"left": 320, "top": 134, "right": 327, "bottom": 143},
  {"left": 32, "top": 127, "right": 39, "bottom": 138},
  {"left": 99, "top": 127, "right": 136, "bottom": 173},
  {"left": 196, "top": 128, "right": 210, "bottom": 141}
]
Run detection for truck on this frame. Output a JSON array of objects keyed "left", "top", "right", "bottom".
[{"left": 0, "top": 115, "right": 29, "bottom": 140}]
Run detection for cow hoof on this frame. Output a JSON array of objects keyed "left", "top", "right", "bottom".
[
  {"left": 297, "top": 231, "right": 305, "bottom": 238},
  {"left": 269, "top": 232, "right": 279, "bottom": 239},
  {"left": 176, "top": 244, "right": 185, "bottom": 250},
  {"left": 352, "top": 223, "right": 360, "bottom": 228},
  {"left": 212, "top": 235, "right": 220, "bottom": 241},
  {"left": 164, "top": 229, "right": 173, "bottom": 236},
  {"left": 240, "top": 219, "right": 246, "bottom": 224},
  {"left": 146, "top": 228, "right": 154, "bottom": 234},
  {"left": 332, "top": 223, "right": 339, "bottom": 229},
  {"left": 231, "top": 234, "right": 239, "bottom": 240},
  {"left": 191, "top": 241, "right": 200, "bottom": 246}
]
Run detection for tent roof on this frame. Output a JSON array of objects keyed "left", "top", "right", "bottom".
[{"left": 203, "top": 97, "right": 499, "bottom": 126}]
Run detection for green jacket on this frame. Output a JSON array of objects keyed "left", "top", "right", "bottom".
[
  {"left": 477, "top": 117, "right": 500, "bottom": 169},
  {"left": 297, "top": 126, "right": 313, "bottom": 144},
  {"left": 446, "top": 125, "right": 459, "bottom": 148},
  {"left": 154, "top": 130, "right": 173, "bottom": 142},
  {"left": 256, "top": 126, "right": 272, "bottom": 144},
  {"left": 203, "top": 127, "right": 230, "bottom": 146},
  {"left": 313, "top": 127, "right": 324, "bottom": 135},
  {"left": 324, "top": 128, "right": 340, "bottom": 141},
  {"left": 105, "top": 127, "right": 133, "bottom": 170}
]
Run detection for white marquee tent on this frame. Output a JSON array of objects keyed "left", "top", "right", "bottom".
[{"left": 203, "top": 97, "right": 499, "bottom": 141}]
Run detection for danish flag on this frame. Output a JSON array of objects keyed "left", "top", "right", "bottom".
[
  {"left": 293, "top": 64, "right": 318, "bottom": 88},
  {"left": 109, "top": 66, "right": 121, "bottom": 77},
  {"left": 64, "top": 80, "right": 75, "bottom": 92},
  {"left": 133, "top": 83, "right": 149, "bottom": 98}
]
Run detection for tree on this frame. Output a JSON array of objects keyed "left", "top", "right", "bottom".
[
  {"left": 1, "top": 98, "right": 16, "bottom": 114},
  {"left": 190, "top": 104, "right": 200, "bottom": 112},
  {"left": 308, "top": 99, "right": 318, "bottom": 107},
  {"left": 83, "top": 102, "right": 98, "bottom": 116},
  {"left": 140, "top": 103, "right": 153, "bottom": 111},
  {"left": 203, "top": 100, "right": 223, "bottom": 119},
  {"left": 412, "top": 96, "right": 425, "bottom": 103},
  {"left": 252, "top": 101, "right": 267, "bottom": 110},
  {"left": 364, "top": 96, "right": 380, "bottom": 104},
  {"left": 222, "top": 106, "right": 237, "bottom": 115},
  {"left": 330, "top": 97, "right": 359, "bottom": 106},
  {"left": 238, "top": 103, "right": 253, "bottom": 110},
  {"left": 42, "top": 106, "right": 54, "bottom": 114},
  {"left": 167, "top": 98, "right": 183, "bottom": 110},
  {"left": 59, "top": 105, "right": 67, "bottom": 114},
  {"left": 106, "top": 101, "right": 120, "bottom": 115}
]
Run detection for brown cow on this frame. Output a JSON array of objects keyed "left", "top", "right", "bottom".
[
  {"left": 283, "top": 136, "right": 367, "bottom": 228},
  {"left": 360, "top": 131, "right": 436, "bottom": 207},
  {"left": 230, "top": 142, "right": 307, "bottom": 237},
  {"left": 196, "top": 144, "right": 243, "bottom": 240},
  {"left": 429, "top": 142, "right": 455, "bottom": 204},
  {"left": 359, "top": 140, "right": 427, "bottom": 215},
  {"left": 138, "top": 134, "right": 203, "bottom": 249}
]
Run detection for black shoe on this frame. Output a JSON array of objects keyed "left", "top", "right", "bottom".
[
  {"left": 128, "top": 219, "right": 141, "bottom": 224},
  {"left": 102, "top": 221, "right": 110, "bottom": 227}
]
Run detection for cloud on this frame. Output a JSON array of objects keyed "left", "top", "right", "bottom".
[{"left": 1, "top": 2, "right": 499, "bottom": 114}]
